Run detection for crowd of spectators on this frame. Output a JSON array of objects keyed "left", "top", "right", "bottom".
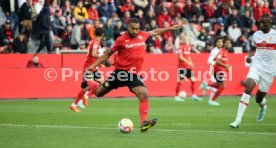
[{"left": 0, "top": 0, "right": 275, "bottom": 54}]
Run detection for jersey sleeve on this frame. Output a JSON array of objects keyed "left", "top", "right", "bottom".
[
  {"left": 142, "top": 31, "right": 151, "bottom": 40},
  {"left": 208, "top": 49, "right": 217, "bottom": 65},
  {"left": 111, "top": 38, "right": 121, "bottom": 52}
]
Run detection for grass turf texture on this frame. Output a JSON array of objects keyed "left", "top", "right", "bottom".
[{"left": 0, "top": 96, "right": 276, "bottom": 148}]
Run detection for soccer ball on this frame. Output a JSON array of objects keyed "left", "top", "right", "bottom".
[
  {"left": 178, "top": 91, "right": 187, "bottom": 99},
  {"left": 118, "top": 118, "right": 134, "bottom": 133}
]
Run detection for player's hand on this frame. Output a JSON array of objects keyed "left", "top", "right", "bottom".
[
  {"left": 225, "top": 65, "right": 232, "bottom": 71},
  {"left": 246, "top": 56, "right": 252, "bottom": 63},
  {"left": 169, "top": 24, "right": 181, "bottom": 30}
]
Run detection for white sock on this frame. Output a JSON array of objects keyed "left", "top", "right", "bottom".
[
  {"left": 235, "top": 93, "right": 251, "bottom": 122},
  {"left": 259, "top": 98, "right": 267, "bottom": 109},
  {"left": 209, "top": 88, "right": 217, "bottom": 101}
]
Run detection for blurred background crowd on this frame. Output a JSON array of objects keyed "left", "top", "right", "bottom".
[{"left": 0, "top": 0, "right": 275, "bottom": 54}]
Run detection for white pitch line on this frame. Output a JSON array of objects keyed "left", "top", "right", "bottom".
[
  {"left": 102, "top": 123, "right": 276, "bottom": 126},
  {"left": 1, "top": 123, "right": 276, "bottom": 136}
]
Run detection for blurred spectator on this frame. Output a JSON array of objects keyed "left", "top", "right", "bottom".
[
  {"left": 234, "top": 35, "right": 250, "bottom": 52},
  {"left": 36, "top": 6, "right": 52, "bottom": 53},
  {"left": 53, "top": 10, "right": 66, "bottom": 36},
  {"left": 13, "top": 32, "right": 28, "bottom": 53},
  {"left": 269, "top": 0, "right": 276, "bottom": 15},
  {"left": 168, "top": 1, "right": 184, "bottom": 18},
  {"left": 33, "top": 0, "right": 45, "bottom": 20},
  {"left": 145, "top": 0, "right": 162, "bottom": 17},
  {"left": 157, "top": 9, "right": 171, "bottom": 28},
  {"left": 73, "top": 0, "right": 89, "bottom": 23},
  {"left": 215, "top": 2, "right": 230, "bottom": 19},
  {"left": 225, "top": 8, "right": 243, "bottom": 28},
  {"left": 202, "top": 0, "right": 217, "bottom": 23},
  {"left": 0, "top": 20, "right": 14, "bottom": 46},
  {"left": 239, "top": 1, "right": 253, "bottom": 18},
  {"left": 136, "top": 9, "right": 147, "bottom": 29},
  {"left": 1, "top": 0, "right": 20, "bottom": 35},
  {"left": 104, "top": 18, "right": 114, "bottom": 48},
  {"left": 18, "top": 0, "right": 33, "bottom": 36},
  {"left": 61, "top": 24, "right": 72, "bottom": 47},
  {"left": 63, "top": 8, "right": 76, "bottom": 26},
  {"left": 223, "top": 37, "right": 234, "bottom": 53},
  {"left": 62, "top": 0, "right": 72, "bottom": 15},
  {"left": 241, "top": 10, "right": 254, "bottom": 31},
  {"left": 198, "top": 27, "right": 212, "bottom": 50},
  {"left": 120, "top": 0, "right": 135, "bottom": 15},
  {"left": 26, "top": 54, "right": 44, "bottom": 68},
  {"left": 253, "top": 1, "right": 264, "bottom": 22},
  {"left": 182, "top": 0, "right": 201, "bottom": 22},
  {"left": 263, "top": 1, "right": 271, "bottom": 15},
  {"left": 182, "top": 19, "right": 205, "bottom": 52},
  {"left": 145, "top": 19, "right": 158, "bottom": 31},
  {"left": 227, "top": 21, "right": 241, "bottom": 43},
  {"left": 122, "top": 11, "right": 131, "bottom": 28},
  {"left": 114, "top": 20, "right": 126, "bottom": 40},
  {"left": 216, "top": 23, "right": 228, "bottom": 37},
  {"left": 145, "top": 9, "right": 156, "bottom": 24},
  {"left": 82, "top": 22, "right": 91, "bottom": 46},
  {"left": 71, "top": 21, "right": 84, "bottom": 49},
  {"left": 161, "top": 21, "right": 174, "bottom": 42},
  {"left": 87, "top": 4, "right": 99, "bottom": 21},
  {"left": 171, "top": 17, "right": 182, "bottom": 38},
  {"left": 98, "top": 0, "right": 116, "bottom": 23},
  {"left": 50, "top": 0, "right": 62, "bottom": 16},
  {"left": 0, "top": 45, "right": 13, "bottom": 54},
  {"left": 133, "top": 0, "right": 148, "bottom": 11}
]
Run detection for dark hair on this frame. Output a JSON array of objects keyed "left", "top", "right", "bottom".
[
  {"left": 214, "top": 36, "right": 224, "bottom": 45},
  {"left": 95, "top": 28, "right": 104, "bottom": 36},
  {"left": 261, "top": 14, "right": 271, "bottom": 19},
  {"left": 129, "top": 18, "right": 140, "bottom": 25},
  {"left": 223, "top": 37, "right": 232, "bottom": 43}
]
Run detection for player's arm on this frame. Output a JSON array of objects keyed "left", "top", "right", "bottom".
[
  {"left": 148, "top": 24, "right": 181, "bottom": 36},
  {"left": 207, "top": 50, "right": 217, "bottom": 65},
  {"left": 246, "top": 46, "right": 256, "bottom": 63},
  {"left": 215, "top": 55, "right": 231, "bottom": 71},
  {"left": 86, "top": 49, "right": 115, "bottom": 71}
]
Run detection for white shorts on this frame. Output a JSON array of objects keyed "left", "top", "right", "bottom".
[{"left": 246, "top": 68, "right": 274, "bottom": 92}]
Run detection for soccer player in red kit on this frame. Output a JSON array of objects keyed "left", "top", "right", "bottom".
[
  {"left": 70, "top": 28, "right": 105, "bottom": 112},
  {"left": 86, "top": 18, "right": 181, "bottom": 132},
  {"left": 175, "top": 34, "right": 202, "bottom": 102},
  {"left": 208, "top": 37, "right": 231, "bottom": 106}
]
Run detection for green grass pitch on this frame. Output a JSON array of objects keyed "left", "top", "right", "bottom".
[{"left": 0, "top": 96, "right": 276, "bottom": 148}]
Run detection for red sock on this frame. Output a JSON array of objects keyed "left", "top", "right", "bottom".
[
  {"left": 212, "top": 86, "right": 224, "bottom": 101},
  {"left": 191, "top": 82, "right": 195, "bottom": 94},
  {"left": 87, "top": 81, "right": 100, "bottom": 95},
  {"left": 139, "top": 99, "right": 148, "bottom": 126},
  {"left": 175, "top": 82, "right": 182, "bottom": 96},
  {"left": 74, "top": 89, "right": 85, "bottom": 104},
  {"left": 208, "top": 82, "right": 219, "bottom": 89}
]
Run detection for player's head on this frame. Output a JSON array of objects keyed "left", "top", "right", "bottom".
[
  {"left": 33, "top": 54, "right": 39, "bottom": 63},
  {"left": 223, "top": 37, "right": 232, "bottom": 50},
  {"left": 127, "top": 18, "right": 140, "bottom": 38},
  {"left": 214, "top": 36, "right": 224, "bottom": 48},
  {"left": 259, "top": 14, "right": 272, "bottom": 33},
  {"left": 95, "top": 27, "right": 104, "bottom": 39}
]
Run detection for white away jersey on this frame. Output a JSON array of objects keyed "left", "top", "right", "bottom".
[
  {"left": 208, "top": 47, "right": 220, "bottom": 74},
  {"left": 251, "top": 29, "right": 276, "bottom": 74}
]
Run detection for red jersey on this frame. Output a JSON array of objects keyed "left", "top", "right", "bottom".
[
  {"left": 214, "top": 48, "right": 229, "bottom": 72},
  {"left": 83, "top": 39, "right": 101, "bottom": 72},
  {"left": 112, "top": 31, "right": 151, "bottom": 74},
  {"left": 178, "top": 44, "right": 192, "bottom": 69}
]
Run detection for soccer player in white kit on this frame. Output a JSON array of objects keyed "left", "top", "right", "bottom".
[{"left": 230, "top": 14, "right": 276, "bottom": 128}]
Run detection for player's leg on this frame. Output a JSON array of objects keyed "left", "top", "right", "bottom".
[
  {"left": 70, "top": 85, "right": 90, "bottom": 112},
  {"left": 189, "top": 76, "right": 202, "bottom": 101},
  {"left": 256, "top": 90, "right": 267, "bottom": 122},
  {"left": 230, "top": 78, "right": 257, "bottom": 128},
  {"left": 175, "top": 79, "right": 185, "bottom": 102},
  {"left": 131, "top": 86, "right": 157, "bottom": 132},
  {"left": 208, "top": 72, "right": 224, "bottom": 105}
]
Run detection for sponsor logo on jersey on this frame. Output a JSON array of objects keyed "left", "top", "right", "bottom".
[{"left": 125, "top": 42, "right": 146, "bottom": 49}]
